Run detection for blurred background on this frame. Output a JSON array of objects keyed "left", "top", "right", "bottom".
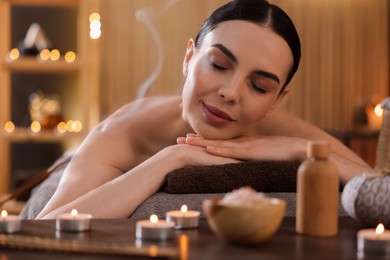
[{"left": 0, "top": 0, "right": 388, "bottom": 205}]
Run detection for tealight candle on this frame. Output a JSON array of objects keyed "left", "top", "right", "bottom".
[
  {"left": 136, "top": 214, "right": 174, "bottom": 241},
  {"left": 357, "top": 223, "right": 390, "bottom": 258},
  {"left": 166, "top": 205, "right": 200, "bottom": 229},
  {"left": 0, "top": 210, "right": 21, "bottom": 233},
  {"left": 56, "top": 209, "right": 92, "bottom": 232}
]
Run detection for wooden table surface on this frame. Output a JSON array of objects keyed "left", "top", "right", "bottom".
[{"left": 0, "top": 217, "right": 374, "bottom": 260}]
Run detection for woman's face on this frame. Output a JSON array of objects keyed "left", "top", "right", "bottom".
[{"left": 181, "top": 20, "right": 293, "bottom": 139}]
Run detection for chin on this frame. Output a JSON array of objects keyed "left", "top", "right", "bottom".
[{"left": 193, "top": 126, "right": 239, "bottom": 140}]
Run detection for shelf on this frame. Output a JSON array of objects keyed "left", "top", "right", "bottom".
[
  {"left": 2, "top": 127, "right": 83, "bottom": 143},
  {"left": 8, "top": 0, "right": 78, "bottom": 7},
  {"left": 0, "top": 0, "right": 100, "bottom": 195},
  {"left": 4, "top": 57, "right": 80, "bottom": 73}
]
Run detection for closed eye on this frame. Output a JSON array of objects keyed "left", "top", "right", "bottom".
[
  {"left": 210, "top": 61, "right": 228, "bottom": 71},
  {"left": 250, "top": 81, "right": 267, "bottom": 94}
]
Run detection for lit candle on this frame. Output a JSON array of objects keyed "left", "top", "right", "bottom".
[
  {"left": 136, "top": 214, "right": 174, "bottom": 240},
  {"left": 0, "top": 210, "right": 21, "bottom": 233},
  {"left": 357, "top": 223, "right": 390, "bottom": 258},
  {"left": 166, "top": 205, "right": 200, "bottom": 229},
  {"left": 366, "top": 103, "right": 383, "bottom": 130},
  {"left": 56, "top": 209, "right": 92, "bottom": 232}
]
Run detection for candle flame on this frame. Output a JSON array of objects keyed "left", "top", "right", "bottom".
[
  {"left": 181, "top": 205, "right": 188, "bottom": 214},
  {"left": 374, "top": 104, "right": 383, "bottom": 117},
  {"left": 150, "top": 214, "right": 158, "bottom": 223},
  {"left": 376, "top": 223, "right": 385, "bottom": 235},
  {"left": 71, "top": 209, "right": 78, "bottom": 216},
  {"left": 1, "top": 210, "right": 7, "bottom": 218}
]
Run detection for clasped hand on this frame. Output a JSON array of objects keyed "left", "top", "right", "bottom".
[{"left": 177, "top": 133, "right": 307, "bottom": 161}]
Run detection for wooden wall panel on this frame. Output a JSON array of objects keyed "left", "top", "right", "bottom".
[
  {"left": 274, "top": 0, "right": 389, "bottom": 131},
  {"left": 98, "top": 0, "right": 389, "bottom": 133},
  {"left": 98, "top": 0, "right": 228, "bottom": 119}
]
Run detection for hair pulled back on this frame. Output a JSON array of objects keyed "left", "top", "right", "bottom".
[{"left": 195, "top": 0, "right": 301, "bottom": 88}]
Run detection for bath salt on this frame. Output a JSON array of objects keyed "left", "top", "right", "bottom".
[{"left": 219, "top": 187, "right": 267, "bottom": 207}]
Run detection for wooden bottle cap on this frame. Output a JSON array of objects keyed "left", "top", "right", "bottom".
[{"left": 307, "top": 141, "right": 330, "bottom": 159}]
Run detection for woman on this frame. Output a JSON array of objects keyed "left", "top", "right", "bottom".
[{"left": 36, "top": 0, "right": 371, "bottom": 219}]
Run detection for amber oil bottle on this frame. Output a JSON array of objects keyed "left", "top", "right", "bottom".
[{"left": 296, "top": 141, "right": 339, "bottom": 237}]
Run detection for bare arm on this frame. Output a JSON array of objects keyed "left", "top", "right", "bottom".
[
  {"left": 179, "top": 111, "right": 372, "bottom": 184},
  {"left": 36, "top": 97, "right": 237, "bottom": 219}
]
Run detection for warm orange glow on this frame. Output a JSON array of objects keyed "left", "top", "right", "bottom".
[
  {"left": 376, "top": 223, "right": 385, "bottom": 235},
  {"left": 148, "top": 245, "right": 158, "bottom": 257},
  {"left": 180, "top": 234, "right": 188, "bottom": 260},
  {"left": 181, "top": 205, "right": 188, "bottom": 214},
  {"left": 71, "top": 209, "right": 78, "bottom": 216},
  {"left": 65, "top": 51, "right": 76, "bottom": 63},
  {"left": 366, "top": 103, "right": 383, "bottom": 129},
  {"left": 9, "top": 48, "right": 20, "bottom": 60},
  {"left": 1, "top": 210, "right": 7, "bottom": 218},
  {"left": 39, "top": 49, "right": 51, "bottom": 61},
  {"left": 374, "top": 104, "right": 383, "bottom": 117},
  {"left": 30, "top": 121, "right": 41, "bottom": 133},
  {"left": 150, "top": 214, "right": 158, "bottom": 223},
  {"left": 4, "top": 121, "right": 15, "bottom": 133},
  {"left": 65, "top": 120, "right": 82, "bottom": 133},
  {"left": 50, "top": 49, "right": 60, "bottom": 61},
  {"left": 89, "top": 12, "right": 101, "bottom": 39},
  {"left": 73, "top": 120, "right": 83, "bottom": 133},
  {"left": 66, "top": 120, "right": 73, "bottom": 132},
  {"left": 89, "top": 12, "right": 100, "bottom": 22},
  {"left": 56, "top": 122, "right": 67, "bottom": 134}
]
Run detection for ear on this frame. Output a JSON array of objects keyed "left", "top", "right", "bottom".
[
  {"left": 264, "top": 89, "right": 290, "bottom": 118},
  {"left": 182, "top": 38, "right": 195, "bottom": 77}
]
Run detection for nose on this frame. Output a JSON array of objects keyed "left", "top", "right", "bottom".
[{"left": 218, "top": 77, "right": 242, "bottom": 104}]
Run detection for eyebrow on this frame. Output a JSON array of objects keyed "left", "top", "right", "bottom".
[
  {"left": 254, "top": 70, "right": 280, "bottom": 84},
  {"left": 211, "top": 43, "right": 280, "bottom": 85},
  {"left": 212, "top": 43, "right": 238, "bottom": 63}
]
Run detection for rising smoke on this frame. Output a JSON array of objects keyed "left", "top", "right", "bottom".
[{"left": 134, "top": 0, "right": 183, "bottom": 100}]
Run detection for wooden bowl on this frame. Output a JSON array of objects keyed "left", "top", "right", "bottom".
[{"left": 202, "top": 197, "right": 286, "bottom": 245}]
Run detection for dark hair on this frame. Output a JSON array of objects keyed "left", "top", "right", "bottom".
[{"left": 194, "top": 0, "right": 301, "bottom": 89}]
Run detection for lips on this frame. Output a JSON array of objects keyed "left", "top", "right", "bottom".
[{"left": 202, "top": 102, "right": 233, "bottom": 125}]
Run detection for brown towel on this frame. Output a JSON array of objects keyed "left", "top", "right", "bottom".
[{"left": 162, "top": 160, "right": 301, "bottom": 194}]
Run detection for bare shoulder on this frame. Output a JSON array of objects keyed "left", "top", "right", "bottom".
[
  {"left": 100, "top": 96, "right": 182, "bottom": 130},
  {"left": 255, "top": 110, "right": 316, "bottom": 137},
  {"left": 74, "top": 96, "right": 183, "bottom": 170}
]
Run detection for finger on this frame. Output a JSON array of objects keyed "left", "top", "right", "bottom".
[
  {"left": 185, "top": 135, "right": 209, "bottom": 147},
  {"left": 176, "top": 137, "right": 187, "bottom": 144},
  {"left": 206, "top": 145, "right": 249, "bottom": 160},
  {"left": 186, "top": 133, "right": 200, "bottom": 138}
]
